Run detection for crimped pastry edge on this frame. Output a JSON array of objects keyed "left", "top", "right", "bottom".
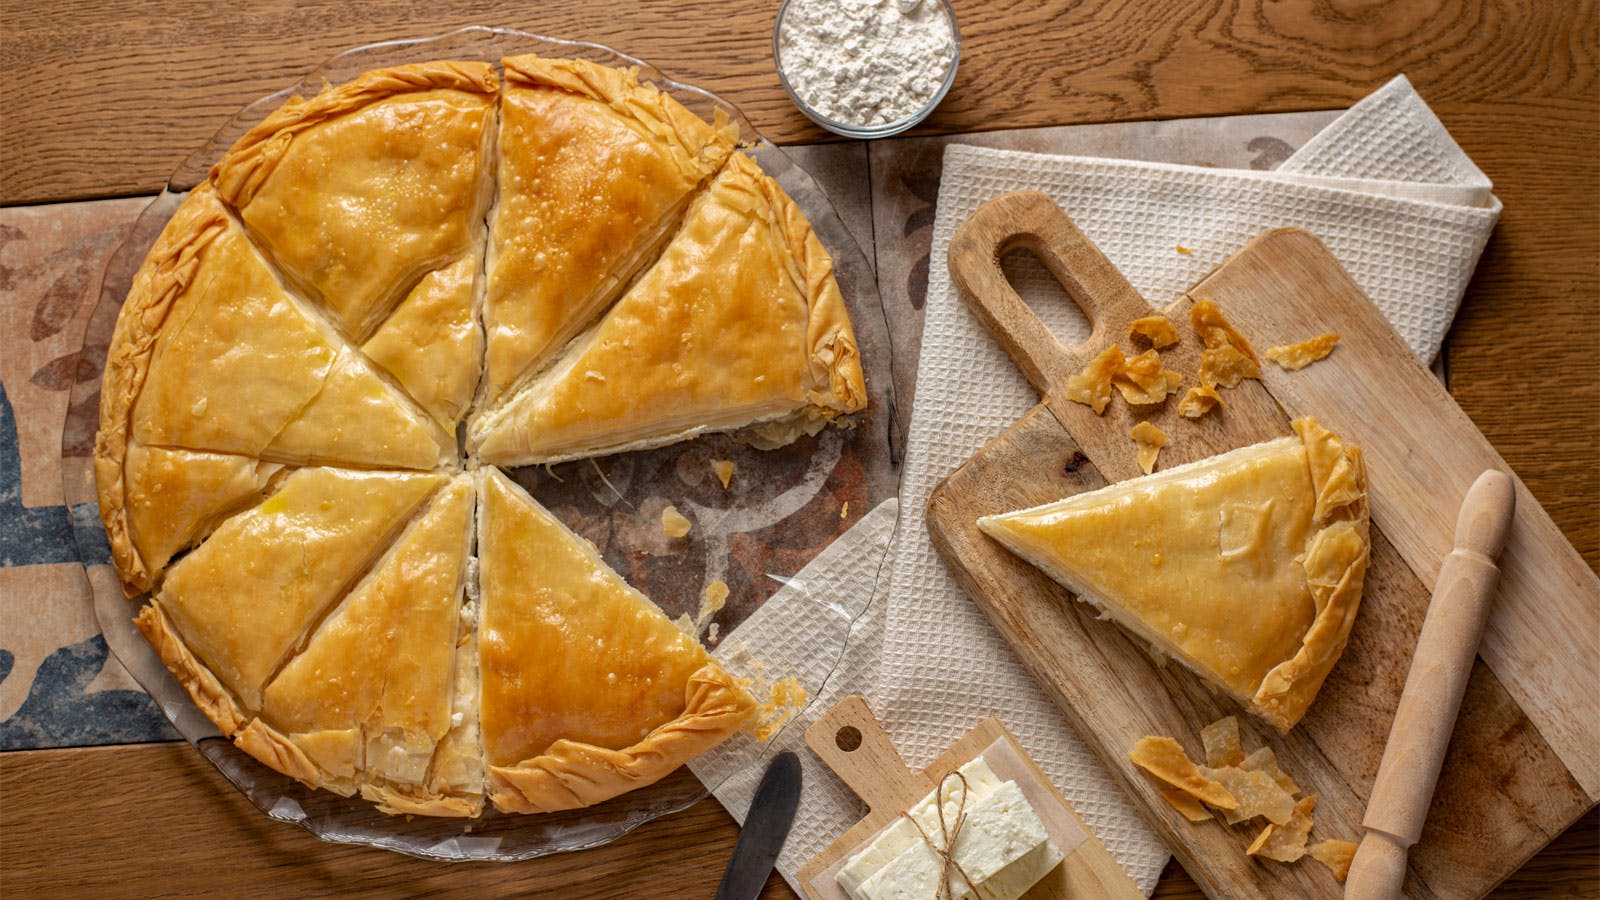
[
  {"left": 210, "top": 61, "right": 499, "bottom": 210},
  {"left": 487, "top": 663, "right": 756, "bottom": 814}
]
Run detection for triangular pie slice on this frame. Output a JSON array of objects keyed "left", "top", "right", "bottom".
[
  {"left": 136, "top": 469, "right": 444, "bottom": 726},
  {"left": 210, "top": 62, "right": 497, "bottom": 340},
  {"left": 978, "top": 418, "right": 1370, "bottom": 732},
  {"left": 242, "top": 473, "right": 480, "bottom": 815},
  {"left": 481, "top": 55, "right": 737, "bottom": 404},
  {"left": 361, "top": 253, "right": 483, "bottom": 428},
  {"left": 101, "top": 443, "right": 285, "bottom": 595},
  {"left": 476, "top": 468, "right": 755, "bottom": 813},
  {"left": 470, "top": 153, "right": 867, "bottom": 466},
  {"left": 95, "top": 184, "right": 455, "bottom": 474}
]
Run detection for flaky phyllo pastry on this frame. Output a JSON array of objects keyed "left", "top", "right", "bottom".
[
  {"left": 979, "top": 418, "right": 1369, "bottom": 732},
  {"left": 94, "top": 56, "right": 869, "bottom": 816}
]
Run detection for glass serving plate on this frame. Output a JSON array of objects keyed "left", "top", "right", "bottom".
[{"left": 60, "top": 26, "right": 900, "bottom": 862}]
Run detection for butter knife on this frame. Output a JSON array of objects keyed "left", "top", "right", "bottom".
[{"left": 715, "top": 751, "right": 803, "bottom": 900}]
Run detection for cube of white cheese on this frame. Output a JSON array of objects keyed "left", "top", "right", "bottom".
[
  {"left": 837, "top": 758, "right": 1003, "bottom": 896},
  {"left": 853, "top": 781, "right": 1061, "bottom": 900}
]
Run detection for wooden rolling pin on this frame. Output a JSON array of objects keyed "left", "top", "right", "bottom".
[{"left": 1345, "top": 469, "right": 1517, "bottom": 899}]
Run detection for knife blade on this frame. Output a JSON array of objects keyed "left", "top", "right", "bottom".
[{"left": 715, "top": 751, "right": 803, "bottom": 900}]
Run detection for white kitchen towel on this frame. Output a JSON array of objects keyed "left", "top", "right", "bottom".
[
  {"left": 689, "top": 498, "right": 897, "bottom": 881},
  {"left": 698, "top": 74, "right": 1500, "bottom": 897}
]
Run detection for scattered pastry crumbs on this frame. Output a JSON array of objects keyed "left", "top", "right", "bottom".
[
  {"left": 1135, "top": 717, "right": 1356, "bottom": 881},
  {"left": 710, "top": 459, "right": 735, "bottom": 489},
  {"left": 1130, "top": 421, "right": 1167, "bottom": 475},
  {"left": 1161, "top": 789, "right": 1213, "bottom": 823},
  {"left": 1129, "top": 315, "right": 1181, "bottom": 349},
  {"left": 754, "top": 675, "right": 808, "bottom": 741},
  {"left": 1266, "top": 333, "right": 1341, "bottom": 371},
  {"left": 1247, "top": 795, "right": 1316, "bottom": 862},
  {"left": 1129, "top": 736, "right": 1238, "bottom": 809},
  {"left": 661, "top": 504, "right": 692, "bottom": 538},
  {"left": 1064, "top": 345, "right": 1125, "bottom": 414},
  {"left": 1201, "top": 715, "right": 1245, "bottom": 767},
  {"left": 1178, "top": 382, "right": 1225, "bottom": 419},
  {"left": 1190, "top": 299, "right": 1259, "bottom": 362},
  {"left": 1176, "top": 244, "right": 1193, "bottom": 255},
  {"left": 1113, "top": 349, "right": 1184, "bottom": 405},
  {"left": 1310, "top": 839, "right": 1357, "bottom": 882}
]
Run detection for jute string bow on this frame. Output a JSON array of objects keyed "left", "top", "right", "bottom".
[{"left": 900, "top": 770, "right": 978, "bottom": 900}]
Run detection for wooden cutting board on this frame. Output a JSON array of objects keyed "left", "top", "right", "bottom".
[
  {"left": 796, "top": 695, "right": 1141, "bottom": 899},
  {"left": 924, "top": 191, "right": 1600, "bottom": 899}
]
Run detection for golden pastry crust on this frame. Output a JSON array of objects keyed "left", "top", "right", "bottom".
[
  {"left": 484, "top": 55, "right": 736, "bottom": 403},
  {"left": 95, "top": 186, "right": 232, "bottom": 595},
  {"left": 471, "top": 153, "right": 865, "bottom": 465},
  {"left": 210, "top": 61, "right": 497, "bottom": 210},
  {"left": 979, "top": 417, "right": 1370, "bottom": 732},
  {"left": 488, "top": 664, "right": 755, "bottom": 814},
  {"left": 135, "top": 601, "right": 251, "bottom": 737}
]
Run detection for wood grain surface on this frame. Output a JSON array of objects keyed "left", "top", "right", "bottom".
[
  {"left": 929, "top": 207, "right": 1594, "bottom": 898},
  {"left": 1, "top": 0, "right": 1595, "bottom": 896}
]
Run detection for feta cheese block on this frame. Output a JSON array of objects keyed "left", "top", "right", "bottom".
[{"left": 839, "top": 761, "right": 1063, "bottom": 900}]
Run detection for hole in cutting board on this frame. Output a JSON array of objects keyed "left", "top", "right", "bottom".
[
  {"left": 836, "top": 726, "right": 862, "bottom": 752},
  {"left": 1000, "top": 248, "right": 1092, "bottom": 345}
]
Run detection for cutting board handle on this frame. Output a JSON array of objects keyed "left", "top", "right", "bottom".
[
  {"left": 947, "top": 191, "right": 1158, "bottom": 402},
  {"left": 804, "top": 695, "right": 931, "bottom": 814}
]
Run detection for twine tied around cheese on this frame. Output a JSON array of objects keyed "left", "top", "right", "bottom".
[{"left": 900, "top": 770, "right": 978, "bottom": 900}]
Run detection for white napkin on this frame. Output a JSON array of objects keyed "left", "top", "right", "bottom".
[{"left": 698, "top": 74, "right": 1500, "bottom": 896}]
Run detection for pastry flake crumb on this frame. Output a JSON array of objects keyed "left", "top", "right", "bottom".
[
  {"left": 1176, "top": 244, "right": 1193, "bottom": 255},
  {"left": 1064, "top": 345, "right": 1126, "bottom": 415},
  {"left": 1201, "top": 715, "right": 1245, "bottom": 768},
  {"left": 1199, "top": 344, "right": 1261, "bottom": 389},
  {"left": 1206, "top": 765, "right": 1296, "bottom": 826},
  {"left": 1161, "top": 788, "right": 1213, "bottom": 822},
  {"left": 1266, "top": 333, "right": 1340, "bottom": 371},
  {"left": 1247, "top": 795, "right": 1316, "bottom": 862},
  {"left": 1114, "top": 349, "right": 1184, "bottom": 405},
  {"left": 1130, "top": 421, "right": 1168, "bottom": 474},
  {"left": 1178, "top": 382, "right": 1226, "bottom": 418},
  {"left": 1130, "top": 315, "right": 1181, "bottom": 349},
  {"left": 840, "top": 501, "right": 849, "bottom": 519},
  {"left": 710, "top": 459, "right": 735, "bottom": 489},
  {"left": 708, "top": 622, "right": 720, "bottom": 643},
  {"left": 1310, "top": 838, "right": 1357, "bottom": 882},
  {"left": 754, "top": 675, "right": 808, "bottom": 741},
  {"left": 1240, "top": 746, "right": 1301, "bottom": 795},
  {"left": 1130, "top": 736, "right": 1238, "bottom": 809},
  {"left": 695, "top": 580, "right": 729, "bottom": 629},
  {"left": 661, "top": 504, "right": 692, "bottom": 538},
  {"left": 1190, "top": 299, "right": 1259, "bottom": 362}
]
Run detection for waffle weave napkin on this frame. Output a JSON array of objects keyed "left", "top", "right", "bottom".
[{"left": 693, "top": 74, "right": 1500, "bottom": 895}]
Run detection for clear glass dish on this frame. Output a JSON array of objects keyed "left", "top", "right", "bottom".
[
  {"left": 60, "top": 26, "right": 900, "bottom": 862},
  {"left": 772, "top": 0, "right": 961, "bottom": 139}
]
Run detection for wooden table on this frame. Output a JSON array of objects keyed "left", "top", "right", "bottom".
[{"left": 2, "top": 1, "right": 1594, "bottom": 896}]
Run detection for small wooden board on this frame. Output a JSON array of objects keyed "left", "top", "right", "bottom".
[
  {"left": 925, "top": 192, "right": 1599, "bottom": 899},
  {"left": 797, "top": 695, "right": 1141, "bottom": 899}
]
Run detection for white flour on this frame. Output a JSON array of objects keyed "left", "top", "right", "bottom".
[{"left": 777, "top": 0, "right": 956, "bottom": 128}]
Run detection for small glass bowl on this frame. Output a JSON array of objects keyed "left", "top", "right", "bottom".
[{"left": 772, "top": 0, "right": 961, "bottom": 140}]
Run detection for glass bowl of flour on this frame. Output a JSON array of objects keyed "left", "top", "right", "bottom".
[{"left": 773, "top": 0, "right": 960, "bottom": 139}]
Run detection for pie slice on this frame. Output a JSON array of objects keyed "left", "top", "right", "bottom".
[
  {"left": 476, "top": 468, "right": 755, "bottom": 813},
  {"left": 978, "top": 418, "right": 1370, "bottom": 731},
  {"left": 246, "top": 474, "right": 480, "bottom": 815},
  {"left": 210, "top": 61, "right": 497, "bottom": 340},
  {"left": 136, "top": 469, "right": 444, "bottom": 723},
  {"left": 362, "top": 253, "right": 483, "bottom": 428},
  {"left": 95, "top": 184, "right": 454, "bottom": 477},
  {"left": 102, "top": 443, "right": 284, "bottom": 595},
  {"left": 470, "top": 153, "right": 867, "bottom": 466},
  {"left": 481, "top": 55, "right": 737, "bottom": 404}
]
